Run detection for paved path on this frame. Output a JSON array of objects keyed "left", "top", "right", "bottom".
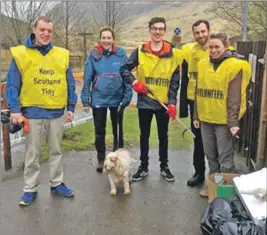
[{"left": 1, "top": 148, "right": 210, "bottom": 235}]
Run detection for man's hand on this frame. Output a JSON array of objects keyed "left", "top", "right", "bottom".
[
  {"left": 167, "top": 104, "right": 177, "bottom": 119},
  {"left": 132, "top": 80, "right": 148, "bottom": 94},
  {"left": 10, "top": 113, "right": 23, "bottom": 125},
  {"left": 66, "top": 111, "right": 74, "bottom": 123},
  {"left": 84, "top": 107, "right": 90, "bottom": 113},
  {"left": 230, "top": 126, "right": 239, "bottom": 136},
  {"left": 193, "top": 120, "right": 200, "bottom": 129}
]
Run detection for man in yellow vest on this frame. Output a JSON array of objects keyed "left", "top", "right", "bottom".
[
  {"left": 120, "top": 17, "right": 183, "bottom": 182},
  {"left": 180, "top": 20, "right": 211, "bottom": 187},
  {"left": 6, "top": 16, "right": 77, "bottom": 206}
]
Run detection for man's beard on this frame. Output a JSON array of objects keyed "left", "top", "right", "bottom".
[{"left": 197, "top": 37, "right": 208, "bottom": 46}]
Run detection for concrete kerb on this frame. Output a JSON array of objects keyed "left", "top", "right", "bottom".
[{"left": 0, "top": 103, "right": 138, "bottom": 180}]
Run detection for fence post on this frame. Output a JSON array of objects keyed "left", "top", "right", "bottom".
[
  {"left": 256, "top": 45, "right": 267, "bottom": 169},
  {"left": 1, "top": 83, "right": 12, "bottom": 170}
]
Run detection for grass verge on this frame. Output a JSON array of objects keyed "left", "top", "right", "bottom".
[
  {"left": 40, "top": 108, "right": 192, "bottom": 162},
  {"left": 3, "top": 108, "right": 192, "bottom": 181}
]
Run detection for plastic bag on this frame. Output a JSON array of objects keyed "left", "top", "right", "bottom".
[
  {"left": 1, "top": 109, "right": 10, "bottom": 124},
  {"left": 200, "top": 198, "right": 233, "bottom": 235},
  {"left": 1, "top": 109, "right": 26, "bottom": 134},
  {"left": 8, "top": 122, "right": 23, "bottom": 134},
  {"left": 230, "top": 196, "right": 251, "bottom": 221},
  {"left": 213, "top": 220, "right": 266, "bottom": 235}
]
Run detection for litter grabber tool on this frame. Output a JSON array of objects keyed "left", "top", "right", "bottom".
[{"left": 146, "top": 88, "right": 196, "bottom": 139}]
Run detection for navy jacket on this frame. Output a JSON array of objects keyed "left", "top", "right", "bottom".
[{"left": 179, "top": 60, "right": 190, "bottom": 117}]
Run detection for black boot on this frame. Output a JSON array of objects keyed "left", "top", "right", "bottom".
[
  {"left": 187, "top": 173, "right": 205, "bottom": 187},
  {"left": 113, "top": 139, "right": 118, "bottom": 152},
  {"left": 96, "top": 160, "right": 104, "bottom": 173}
]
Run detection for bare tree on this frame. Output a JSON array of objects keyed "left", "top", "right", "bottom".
[
  {"left": 93, "top": 1, "right": 128, "bottom": 30},
  {"left": 215, "top": 1, "right": 267, "bottom": 40},
  {"left": 0, "top": 1, "right": 48, "bottom": 46},
  {"left": 47, "top": 1, "right": 86, "bottom": 49}
]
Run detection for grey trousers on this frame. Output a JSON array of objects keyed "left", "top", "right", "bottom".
[
  {"left": 23, "top": 117, "right": 65, "bottom": 192},
  {"left": 200, "top": 122, "right": 236, "bottom": 175}
]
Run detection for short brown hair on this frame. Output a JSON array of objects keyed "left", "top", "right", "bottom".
[
  {"left": 148, "top": 17, "right": 166, "bottom": 29},
  {"left": 192, "top": 20, "right": 210, "bottom": 31},
  {"left": 34, "top": 16, "right": 53, "bottom": 28},
  {"left": 99, "top": 27, "right": 115, "bottom": 39},
  {"left": 210, "top": 33, "right": 229, "bottom": 47}
]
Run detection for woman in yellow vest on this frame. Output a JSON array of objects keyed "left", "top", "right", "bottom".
[{"left": 193, "top": 33, "right": 252, "bottom": 197}]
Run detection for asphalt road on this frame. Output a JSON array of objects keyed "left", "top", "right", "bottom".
[{"left": 0, "top": 148, "right": 208, "bottom": 235}]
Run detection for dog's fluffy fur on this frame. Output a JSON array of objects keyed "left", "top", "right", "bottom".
[{"left": 103, "top": 148, "right": 135, "bottom": 195}]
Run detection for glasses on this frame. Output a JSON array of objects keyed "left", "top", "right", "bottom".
[{"left": 150, "top": 27, "right": 165, "bottom": 33}]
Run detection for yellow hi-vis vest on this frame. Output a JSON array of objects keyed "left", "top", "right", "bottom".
[
  {"left": 182, "top": 42, "right": 209, "bottom": 100},
  {"left": 196, "top": 57, "right": 252, "bottom": 124},
  {"left": 182, "top": 43, "right": 236, "bottom": 101},
  {"left": 137, "top": 47, "right": 183, "bottom": 104},
  {"left": 10, "top": 45, "right": 69, "bottom": 109}
]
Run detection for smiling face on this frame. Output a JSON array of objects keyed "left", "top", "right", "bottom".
[
  {"left": 149, "top": 22, "right": 166, "bottom": 43},
  {"left": 33, "top": 19, "right": 53, "bottom": 46},
  {"left": 100, "top": 30, "right": 114, "bottom": 51},
  {"left": 193, "top": 22, "right": 210, "bottom": 46},
  {"left": 209, "top": 38, "right": 227, "bottom": 59}
]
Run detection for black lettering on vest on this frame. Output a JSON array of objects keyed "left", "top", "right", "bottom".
[
  {"left": 189, "top": 72, "right": 197, "bottom": 80},
  {"left": 42, "top": 88, "right": 55, "bottom": 96},
  {"left": 39, "top": 68, "right": 55, "bottom": 76},
  {"left": 145, "top": 77, "right": 169, "bottom": 87},
  {"left": 34, "top": 78, "right": 61, "bottom": 85},
  {"left": 220, "top": 91, "right": 224, "bottom": 99},
  {"left": 196, "top": 88, "right": 224, "bottom": 100}
]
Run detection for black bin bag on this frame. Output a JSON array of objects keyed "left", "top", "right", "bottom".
[
  {"left": 200, "top": 198, "right": 233, "bottom": 235},
  {"left": 213, "top": 220, "right": 266, "bottom": 235},
  {"left": 230, "top": 196, "right": 251, "bottom": 221}
]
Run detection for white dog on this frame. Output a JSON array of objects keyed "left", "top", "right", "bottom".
[{"left": 103, "top": 148, "right": 135, "bottom": 195}]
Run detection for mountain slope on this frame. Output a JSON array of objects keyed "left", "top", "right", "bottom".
[{"left": 120, "top": 2, "right": 235, "bottom": 46}]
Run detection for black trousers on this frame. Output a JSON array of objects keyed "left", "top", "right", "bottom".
[
  {"left": 92, "top": 107, "right": 123, "bottom": 161},
  {"left": 189, "top": 100, "right": 205, "bottom": 176},
  {"left": 138, "top": 108, "right": 169, "bottom": 169}
]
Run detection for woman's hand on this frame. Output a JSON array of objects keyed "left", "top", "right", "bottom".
[
  {"left": 193, "top": 120, "right": 200, "bottom": 129},
  {"left": 84, "top": 107, "right": 90, "bottom": 113},
  {"left": 66, "top": 111, "right": 74, "bottom": 123},
  {"left": 230, "top": 126, "right": 240, "bottom": 136}
]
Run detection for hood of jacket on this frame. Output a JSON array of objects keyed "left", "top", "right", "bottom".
[
  {"left": 90, "top": 44, "right": 125, "bottom": 60},
  {"left": 210, "top": 49, "right": 238, "bottom": 66},
  {"left": 140, "top": 40, "right": 173, "bottom": 58},
  {"left": 24, "top": 32, "right": 53, "bottom": 55}
]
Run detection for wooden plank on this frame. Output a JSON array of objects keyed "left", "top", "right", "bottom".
[
  {"left": 256, "top": 43, "right": 267, "bottom": 164},
  {"left": 1, "top": 82, "right": 12, "bottom": 170}
]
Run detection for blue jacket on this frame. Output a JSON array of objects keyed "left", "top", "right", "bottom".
[
  {"left": 6, "top": 33, "right": 77, "bottom": 119},
  {"left": 81, "top": 45, "right": 132, "bottom": 108}
]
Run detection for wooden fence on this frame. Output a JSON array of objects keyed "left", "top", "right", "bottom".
[{"left": 235, "top": 41, "right": 267, "bottom": 171}]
